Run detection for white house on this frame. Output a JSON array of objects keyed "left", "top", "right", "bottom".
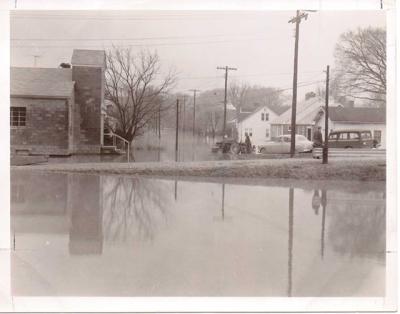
[
  {"left": 271, "top": 96, "right": 341, "bottom": 141},
  {"left": 234, "top": 104, "right": 289, "bottom": 146},
  {"left": 314, "top": 106, "right": 386, "bottom": 148}
]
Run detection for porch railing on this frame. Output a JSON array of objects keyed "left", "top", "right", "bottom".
[{"left": 104, "top": 131, "right": 131, "bottom": 162}]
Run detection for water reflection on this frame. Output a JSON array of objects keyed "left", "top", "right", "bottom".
[
  {"left": 287, "top": 187, "right": 294, "bottom": 297},
  {"left": 102, "top": 176, "right": 170, "bottom": 242},
  {"left": 68, "top": 175, "right": 103, "bottom": 255},
  {"left": 11, "top": 172, "right": 386, "bottom": 296}
]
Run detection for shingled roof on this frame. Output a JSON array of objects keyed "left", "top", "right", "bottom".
[
  {"left": 71, "top": 49, "right": 106, "bottom": 67},
  {"left": 328, "top": 106, "right": 386, "bottom": 123},
  {"left": 11, "top": 67, "right": 74, "bottom": 98}
]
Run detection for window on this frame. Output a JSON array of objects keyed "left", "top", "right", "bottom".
[
  {"left": 261, "top": 113, "right": 265, "bottom": 121},
  {"left": 349, "top": 132, "right": 360, "bottom": 140},
  {"left": 265, "top": 113, "right": 269, "bottom": 121},
  {"left": 373, "top": 130, "right": 382, "bottom": 143},
  {"left": 265, "top": 128, "right": 270, "bottom": 138},
  {"left": 361, "top": 131, "right": 372, "bottom": 139},
  {"left": 10, "top": 107, "right": 26, "bottom": 127},
  {"left": 329, "top": 134, "right": 338, "bottom": 140},
  {"left": 338, "top": 133, "right": 348, "bottom": 140}
]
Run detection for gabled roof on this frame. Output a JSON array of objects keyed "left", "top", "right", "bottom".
[
  {"left": 237, "top": 111, "right": 253, "bottom": 123},
  {"left": 71, "top": 49, "right": 106, "bottom": 68},
  {"left": 11, "top": 67, "right": 74, "bottom": 98},
  {"left": 328, "top": 106, "right": 385, "bottom": 123},
  {"left": 272, "top": 97, "right": 340, "bottom": 125},
  {"left": 236, "top": 104, "right": 290, "bottom": 124}
]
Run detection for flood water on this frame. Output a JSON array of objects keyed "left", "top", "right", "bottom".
[
  {"left": 48, "top": 130, "right": 304, "bottom": 164},
  {"left": 11, "top": 171, "right": 386, "bottom": 297}
]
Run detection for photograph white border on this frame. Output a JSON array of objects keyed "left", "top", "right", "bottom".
[{"left": 0, "top": 0, "right": 397, "bottom": 312}]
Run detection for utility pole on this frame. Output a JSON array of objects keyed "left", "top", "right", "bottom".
[
  {"left": 322, "top": 65, "right": 330, "bottom": 164},
  {"left": 175, "top": 98, "right": 179, "bottom": 162},
  {"left": 189, "top": 89, "right": 200, "bottom": 137},
  {"left": 217, "top": 66, "right": 237, "bottom": 137},
  {"left": 158, "top": 104, "right": 161, "bottom": 140},
  {"left": 288, "top": 10, "right": 309, "bottom": 157},
  {"left": 182, "top": 95, "right": 186, "bottom": 134}
]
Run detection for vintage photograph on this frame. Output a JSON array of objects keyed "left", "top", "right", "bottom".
[{"left": 5, "top": 2, "right": 394, "bottom": 312}]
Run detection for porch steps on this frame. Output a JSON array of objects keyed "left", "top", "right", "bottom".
[{"left": 101, "top": 145, "right": 125, "bottom": 155}]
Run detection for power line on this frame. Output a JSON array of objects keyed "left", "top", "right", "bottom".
[
  {"left": 11, "top": 36, "right": 277, "bottom": 49},
  {"left": 11, "top": 12, "right": 278, "bottom": 21},
  {"left": 11, "top": 32, "right": 273, "bottom": 42}
]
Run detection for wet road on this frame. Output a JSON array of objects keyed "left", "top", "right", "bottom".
[{"left": 11, "top": 171, "right": 385, "bottom": 297}]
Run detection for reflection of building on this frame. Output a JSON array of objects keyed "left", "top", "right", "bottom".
[
  {"left": 11, "top": 172, "right": 103, "bottom": 255},
  {"left": 68, "top": 175, "right": 103, "bottom": 255}
]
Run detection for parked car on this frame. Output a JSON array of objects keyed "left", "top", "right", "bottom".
[
  {"left": 258, "top": 134, "right": 314, "bottom": 154},
  {"left": 327, "top": 130, "right": 376, "bottom": 148}
]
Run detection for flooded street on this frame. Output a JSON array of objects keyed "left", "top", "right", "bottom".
[
  {"left": 11, "top": 171, "right": 385, "bottom": 297},
  {"left": 48, "top": 130, "right": 307, "bottom": 164}
]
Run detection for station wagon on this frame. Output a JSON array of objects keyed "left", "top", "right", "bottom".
[{"left": 328, "top": 130, "right": 375, "bottom": 148}]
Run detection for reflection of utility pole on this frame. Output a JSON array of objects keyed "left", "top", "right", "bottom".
[
  {"left": 175, "top": 98, "right": 179, "bottom": 162},
  {"left": 217, "top": 66, "right": 237, "bottom": 137},
  {"left": 320, "top": 189, "right": 327, "bottom": 259},
  {"left": 288, "top": 11, "right": 310, "bottom": 157},
  {"left": 287, "top": 187, "right": 294, "bottom": 297},
  {"left": 32, "top": 54, "right": 41, "bottom": 67},
  {"left": 174, "top": 180, "right": 178, "bottom": 201},
  {"left": 213, "top": 183, "right": 231, "bottom": 222},
  {"left": 189, "top": 89, "right": 200, "bottom": 137},
  {"left": 221, "top": 183, "right": 225, "bottom": 220},
  {"left": 322, "top": 65, "right": 330, "bottom": 164}
]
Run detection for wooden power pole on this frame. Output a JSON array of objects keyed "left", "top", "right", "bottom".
[
  {"left": 189, "top": 89, "right": 200, "bottom": 137},
  {"left": 217, "top": 66, "right": 237, "bottom": 137},
  {"left": 175, "top": 98, "right": 179, "bottom": 162},
  {"left": 323, "top": 65, "right": 330, "bottom": 164},
  {"left": 288, "top": 10, "right": 309, "bottom": 157}
]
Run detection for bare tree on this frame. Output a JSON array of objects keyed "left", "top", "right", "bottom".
[
  {"left": 229, "top": 81, "right": 249, "bottom": 111},
  {"left": 105, "top": 47, "right": 176, "bottom": 143},
  {"left": 207, "top": 111, "right": 222, "bottom": 139},
  {"left": 334, "top": 27, "right": 386, "bottom": 106}
]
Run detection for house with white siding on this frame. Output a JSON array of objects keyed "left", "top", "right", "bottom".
[
  {"left": 233, "top": 104, "right": 289, "bottom": 145},
  {"left": 271, "top": 96, "right": 342, "bottom": 141}
]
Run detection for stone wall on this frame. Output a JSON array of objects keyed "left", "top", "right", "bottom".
[
  {"left": 10, "top": 97, "right": 70, "bottom": 155},
  {"left": 72, "top": 66, "right": 103, "bottom": 154}
]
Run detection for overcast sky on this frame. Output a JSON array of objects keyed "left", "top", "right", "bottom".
[{"left": 10, "top": 10, "right": 386, "bottom": 98}]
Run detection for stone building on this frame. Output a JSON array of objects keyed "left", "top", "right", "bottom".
[{"left": 10, "top": 49, "right": 106, "bottom": 155}]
